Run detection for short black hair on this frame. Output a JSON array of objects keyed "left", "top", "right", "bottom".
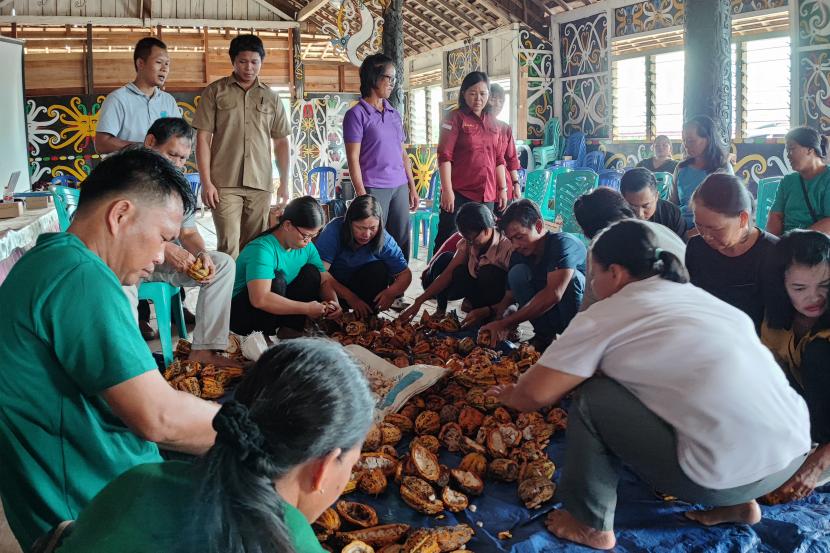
[
  {"left": 765, "top": 230, "right": 830, "bottom": 330},
  {"left": 498, "top": 199, "right": 542, "bottom": 232},
  {"left": 147, "top": 117, "right": 193, "bottom": 145},
  {"left": 678, "top": 114, "right": 730, "bottom": 173},
  {"left": 458, "top": 71, "right": 490, "bottom": 111},
  {"left": 620, "top": 167, "right": 657, "bottom": 195},
  {"left": 691, "top": 173, "right": 755, "bottom": 218},
  {"left": 456, "top": 202, "right": 495, "bottom": 236},
  {"left": 359, "top": 53, "right": 394, "bottom": 98},
  {"left": 134, "top": 37, "right": 167, "bottom": 71},
  {"left": 786, "top": 126, "right": 828, "bottom": 159},
  {"left": 573, "top": 187, "right": 635, "bottom": 239},
  {"left": 229, "top": 34, "right": 265, "bottom": 62},
  {"left": 340, "top": 195, "right": 384, "bottom": 254},
  {"left": 76, "top": 147, "right": 195, "bottom": 218}
]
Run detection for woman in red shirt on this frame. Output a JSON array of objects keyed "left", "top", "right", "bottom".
[{"left": 433, "top": 71, "right": 507, "bottom": 250}]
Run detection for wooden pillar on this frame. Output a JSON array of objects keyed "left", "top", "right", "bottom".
[
  {"left": 683, "top": 0, "right": 732, "bottom": 143},
  {"left": 85, "top": 24, "right": 94, "bottom": 95},
  {"left": 202, "top": 26, "right": 209, "bottom": 86},
  {"left": 291, "top": 27, "right": 305, "bottom": 99},
  {"left": 382, "top": 0, "right": 404, "bottom": 111}
]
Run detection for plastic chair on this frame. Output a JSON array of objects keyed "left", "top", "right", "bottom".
[
  {"left": 562, "top": 132, "right": 587, "bottom": 167},
  {"left": 184, "top": 173, "right": 204, "bottom": 217},
  {"left": 598, "top": 169, "right": 624, "bottom": 191},
  {"left": 653, "top": 172, "right": 674, "bottom": 201},
  {"left": 411, "top": 171, "right": 439, "bottom": 259},
  {"left": 583, "top": 150, "right": 605, "bottom": 173},
  {"left": 543, "top": 118, "right": 561, "bottom": 148},
  {"left": 532, "top": 145, "right": 560, "bottom": 170},
  {"left": 50, "top": 185, "right": 80, "bottom": 231},
  {"left": 307, "top": 166, "right": 337, "bottom": 204},
  {"left": 516, "top": 143, "right": 535, "bottom": 171},
  {"left": 426, "top": 176, "right": 443, "bottom": 261},
  {"left": 523, "top": 169, "right": 550, "bottom": 207},
  {"left": 756, "top": 176, "right": 782, "bottom": 231},
  {"left": 138, "top": 282, "right": 188, "bottom": 368},
  {"left": 50, "top": 174, "right": 79, "bottom": 188},
  {"left": 553, "top": 170, "right": 599, "bottom": 233}
]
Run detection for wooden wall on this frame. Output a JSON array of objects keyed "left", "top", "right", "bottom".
[{"left": 0, "top": 25, "right": 359, "bottom": 97}]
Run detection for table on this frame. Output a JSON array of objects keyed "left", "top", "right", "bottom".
[{"left": 0, "top": 207, "right": 59, "bottom": 286}]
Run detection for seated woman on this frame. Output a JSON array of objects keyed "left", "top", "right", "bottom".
[
  {"left": 761, "top": 230, "right": 830, "bottom": 503},
  {"left": 314, "top": 195, "right": 412, "bottom": 318},
  {"left": 766, "top": 126, "right": 830, "bottom": 236},
  {"left": 686, "top": 174, "right": 778, "bottom": 331},
  {"left": 620, "top": 167, "right": 687, "bottom": 238},
  {"left": 230, "top": 196, "right": 341, "bottom": 336},
  {"left": 54, "top": 338, "right": 373, "bottom": 553},
  {"left": 400, "top": 202, "right": 513, "bottom": 322},
  {"left": 635, "top": 134, "right": 678, "bottom": 174},
  {"left": 494, "top": 220, "right": 811, "bottom": 551}
]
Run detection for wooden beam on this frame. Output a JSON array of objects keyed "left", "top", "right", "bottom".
[
  {"left": 249, "top": 0, "right": 294, "bottom": 21},
  {"left": 297, "top": 0, "right": 328, "bottom": 22},
  {"left": 202, "top": 26, "right": 209, "bottom": 84},
  {"left": 85, "top": 24, "right": 93, "bottom": 94},
  {"left": 403, "top": 5, "right": 454, "bottom": 42},
  {"left": 0, "top": 15, "right": 299, "bottom": 28},
  {"left": 442, "top": 2, "right": 488, "bottom": 34},
  {"left": 528, "top": 0, "right": 554, "bottom": 15},
  {"left": 411, "top": 0, "right": 475, "bottom": 38},
  {"left": 553, "top": 0, "right": 571, "bottom": 11}
]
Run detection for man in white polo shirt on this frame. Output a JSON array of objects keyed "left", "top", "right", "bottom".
[{"left": 95, "top": 37, "right": 184, "bottom": 339}]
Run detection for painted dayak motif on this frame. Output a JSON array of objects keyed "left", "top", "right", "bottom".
[
  {"left": 800, "top": 50, "right": 830, "bottom": 132},
  {"left": 560, "top": 13, "right": 607, "bottom": 77},
  {"left": 446, "top": 43, "right": 482, "bottom": 89},
  {"left": 799, "top": 0, "right": 830, "bottom": 45},
  {"left": 562, "top": 75, "right": 609, "bottom": 138},
  {"left": 614, "top": 0, "right": 788, "bottom": 36},
  {"left": 322, "top": 0, "right": 384, "bottom": 67},
  {"left": 520, "top": 27, "right": 554, "bottom": 140}
]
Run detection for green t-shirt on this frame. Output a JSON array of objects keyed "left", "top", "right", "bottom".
[
  {"left": 771, "top": 167, "right": 830, "bottom": 232},
  {"left": 233, "top": 233, "right": 325, "bottom": 297},
  {"left": 0, "top": 232, "right": 161, "bottom": 548},
  {"left": 57, "top": 461, "right": 326, "bottom": 553}
]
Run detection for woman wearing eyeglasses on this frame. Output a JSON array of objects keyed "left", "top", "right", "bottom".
[
  {"left": 344, "top": 53, "right": 419, "bottom": 262},
  {"left": 230, "top": 196, "right": 341, "bottom": 336}
]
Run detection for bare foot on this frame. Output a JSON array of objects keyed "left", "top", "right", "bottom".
[
  {"left": 684, "top": 500, "right": 761, "bottom": 526},
  {"left": 545, "top": 509, "right": 616, "bottom": 550},
  {"left": 188, "top": 350, "right": 241, "bottom": 368}
]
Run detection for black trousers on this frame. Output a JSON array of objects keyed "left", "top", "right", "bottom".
[
  {"left": 137, "top": 290, "right": 186, "bottom": 321},
  {"left": 798, "top": 338, "right": 830, "bottom": 444},
  {"left": 341, "top": 260, "right": 391, "bottom": 308},
  {"left": 424, "top": 251, "right": 507, "bottom": 311},
  {"left": 433, "top": 191, "right": 495, "bottom": 253},
  {"left": 230, "top": 264, "right": 321, "bottom": 334}
]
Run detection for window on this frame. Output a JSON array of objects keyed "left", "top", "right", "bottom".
[
  {"left": 742, "top": 36, "right": 790, "bottom": 137},
  {"left": 653, "top": 51, "right": 684, "bottom": 139},
  {"left": 612, "top": 57, "right": 647, "bottom": 140},
  {"left": 409, "top": 87, "right": 427, "bottom": 145},
  {"left": 429, "top": 85, "right": 442, "bottom": 144}
]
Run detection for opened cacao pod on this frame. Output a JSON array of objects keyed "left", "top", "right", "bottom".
[
  {"left": 336, "top": 500, "right": 378, "bottom": 528},
  {"left": 458, "top": 406, "right": 485, "bottom": 436},
  {"left": 380, "top": 423, "right": 403, "bottom": 446},
  {"left": 489, "top": 458, "right": 520, "bottom": 482},
  {"left": 399, "top": 476, "right": 443, "bottom": 515},
  {"left": 458, "top": 452, "right": 487, "bottom": 478},
  {"left": 450, "top": 469, "right": 484, "bottom": 496},
  {"left": 545, "top": 407, "right": 568, "bottom": 431},
  {"left": 331, "top": 524, "right": 410, "bottom": 549},
  {"left": 497, "top": 423, "right": 522, "bottom": 447},
  {"left": 403, "top": 529, "right": 441, "bottom": 553},
  {"left": 431, "top": 524, "right": 475, "bottom": 552},
  {"left": 355, "top": 452, "right": 399, "bottom": 477},
  {"left": 441, "top": 487, "right": 469, "bottom": 512},
  {"left": 358, "top": 468, "right": 388, "bottom": 495},
  {"left": 311, "top": 507, "right": 341, "bottom": 541},
  {"left": 436, "top": 464, "right": 451, "bottom": 488},
  {"left": 517, "top": 476, "right": 555, "bottom": 509},
  {"left": 341, "top": 540, "right": 375, "bottom": 553},
  {"left": 438, "top": 423, "right": 464, "bottom": 453},
  {"left": 384, "top": 413, "right": 414, "bottom": 434},
  {"left": 414, "top": 410, "right": 441, "bottom": 435},
  {"left": 439, "top": 404, "right": 460, "bottom": 424},
  {"left": 363, "top": 424, "right": 382, "bottom": 452},
  {"left": 411, "top": 435, "right": 440, "bottom": 455},
  {"left": 410, "top": 442, "right": 441, "bottom": 482},
  {"left": 486, "top": 427, "right": 509, "bottom": 458},
  {"left": 519, "top": 459, "right": 556, "bottom": 481}
]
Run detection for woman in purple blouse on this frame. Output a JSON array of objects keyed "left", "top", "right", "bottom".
[{"left": 343, "top": 53, "right": 419, "bottom": 261}]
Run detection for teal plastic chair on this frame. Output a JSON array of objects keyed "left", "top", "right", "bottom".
[
  {"left": 653, "top": 172, "right": 674, "bottom": 201},
  {"left": 538, "top": 166, "right": 571, "bottom": 221},
  {"left": 532, "top": 145, "right": 559, "bottom": 169},
  {"left": 410, "top": 171, "right": 439, "bottom": 259},
  {"left": 426, "top": 176, "right": 443, "bottom": 261},
  {"left": 523, "top": 169, "right": 550, "bottom": 207},
  {"left": 553, "top": 170, "right": 599, "bottom": 233},
  {"left": 756, "top": 176, "right": 783, "bottom": 231},
  {"left": 50, "top": 185, "right": 186, "bottom": 367},
  {"left": 50, "top": 185, "right": 80, "bottom": 231}
]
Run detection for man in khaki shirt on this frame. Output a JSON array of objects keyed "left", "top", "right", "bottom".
[{"left": 193, "top": 34, "right": 291, "bottom": 258}]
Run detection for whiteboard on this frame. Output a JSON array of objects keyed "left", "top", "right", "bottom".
[{"left": 0, "top": 38, "right": 29, "bottom": 193}]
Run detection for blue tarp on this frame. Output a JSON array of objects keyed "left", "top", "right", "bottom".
[{"left": 351, "top": 433, "right": 830, "bottom": 552}]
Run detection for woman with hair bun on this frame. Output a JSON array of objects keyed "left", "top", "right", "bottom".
[
  {"left": 767, "top": 126, "right": 830, "bottom": 236},
  {"left": 55, "top": 338, "right": 374, "bottom": 553},
  {"left": 686, "top": 173, "right": 778, "bottom": 331},
  {"left": 493, "top": 219, "right": 811, "bottom": 550}
]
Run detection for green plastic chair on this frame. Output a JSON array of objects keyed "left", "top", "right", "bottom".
[
  {"left": 50, "top": 185, "right": 187, "bottom": 367},
  {"left": 756, "top": 176, "right": 783, "bottom": 231},
  {"left": 523, "top": 169, "right": 550, "bottom": 207},
  {"left": 533, "top": 145, "right": 559, "bottom": 170},
  {"left": 653, "top": 172, "right": 674, "bottom": 201},
  {"left": 553, "top": 170, "right": 599, "bottom": 234},
  {"left": 426, "top": 175, "right": 443, "bottom": 261},
  {"left": 410, "top": 171, "right": 439, "bottom": 259}
]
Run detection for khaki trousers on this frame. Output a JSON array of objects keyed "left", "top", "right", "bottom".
[{"left": 212, "top": 186, "right": 272, "bottom": 258}]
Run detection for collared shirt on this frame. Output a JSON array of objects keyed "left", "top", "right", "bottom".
[
  {"left": 437, "top": 108, "right": 505, "bottom": 202},
  {"left": 315, "top": 217, "right": 407, "bottom": 283},
  {"left": 456, "top": 229, "right": 514, "bottom": 278},
  {"left": 96, "top": 82, "right": 181, "bottom": 143},
  {"left": 343, "top": 98, "right": 407, "bottom": 189},
  {"left": 192, "top": 74, "right": 291, "bottom": 192},
  {"left": 496, "top": 122, "right": 521, "bottom": 199}
]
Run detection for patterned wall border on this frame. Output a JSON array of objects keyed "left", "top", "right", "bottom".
[
  {"left": 560, "top": 13, "right": 608, "bottom": 78},
  {"left": 445, "top": 43, "right": 482, "bottom": 89},
  {"left": 798, "top": 0, "right": 830, "bottom": 46},
  {"left": 562, "top": 75, "right": 610, "bottom": 138},
  {"left": 799, "top": 49, "right": 830, "bottom": 133}
]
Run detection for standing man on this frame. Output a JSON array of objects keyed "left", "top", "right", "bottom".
[
  {"left": 95, "top": 37, "right": 181, "bottom": 154},
  {"left": 95, "top": 36, "right": 184, "bottom": 340},
  {"left": 193, "top": 34, "right": 291, "bottom": 259},
  {"left": 0, "top": 149, "right": 219, "bottom": 549}
]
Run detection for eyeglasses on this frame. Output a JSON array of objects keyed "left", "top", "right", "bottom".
[
  {"left": 292, "top": 223, "right": 318, "bottom": 242},
  {"left": 381, "top": 74, "right": 397, "bottom": 84}
]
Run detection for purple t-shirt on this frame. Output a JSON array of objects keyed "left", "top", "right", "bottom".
[{"left": 343, "top": 98, "right": 407, "bottom": 189}]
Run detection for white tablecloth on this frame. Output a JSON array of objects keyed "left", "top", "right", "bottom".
[{"left": 0, "top": 207, "right": 59, "bottom": 285}]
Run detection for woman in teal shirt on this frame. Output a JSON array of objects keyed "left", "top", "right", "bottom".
[
  {"left": 54, "top": 338, "right": 374, "bottom": 553},
  {"left": 767, "top": 126, "right": 830, "bottom": 236},
  {"left": 230, "top": 196, "right": 342, "bottom": 335},
  {"left": 671, "top": 115, "right": 733, "bottom": 230}
]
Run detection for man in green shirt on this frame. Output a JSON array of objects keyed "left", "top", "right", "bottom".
[{"left": 0, "top": 148, "right": 220, "bottom": 549}]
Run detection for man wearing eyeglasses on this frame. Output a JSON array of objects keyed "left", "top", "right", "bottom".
[{"left": 344, "top": 53, "right": 419, "bottom": 262}]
